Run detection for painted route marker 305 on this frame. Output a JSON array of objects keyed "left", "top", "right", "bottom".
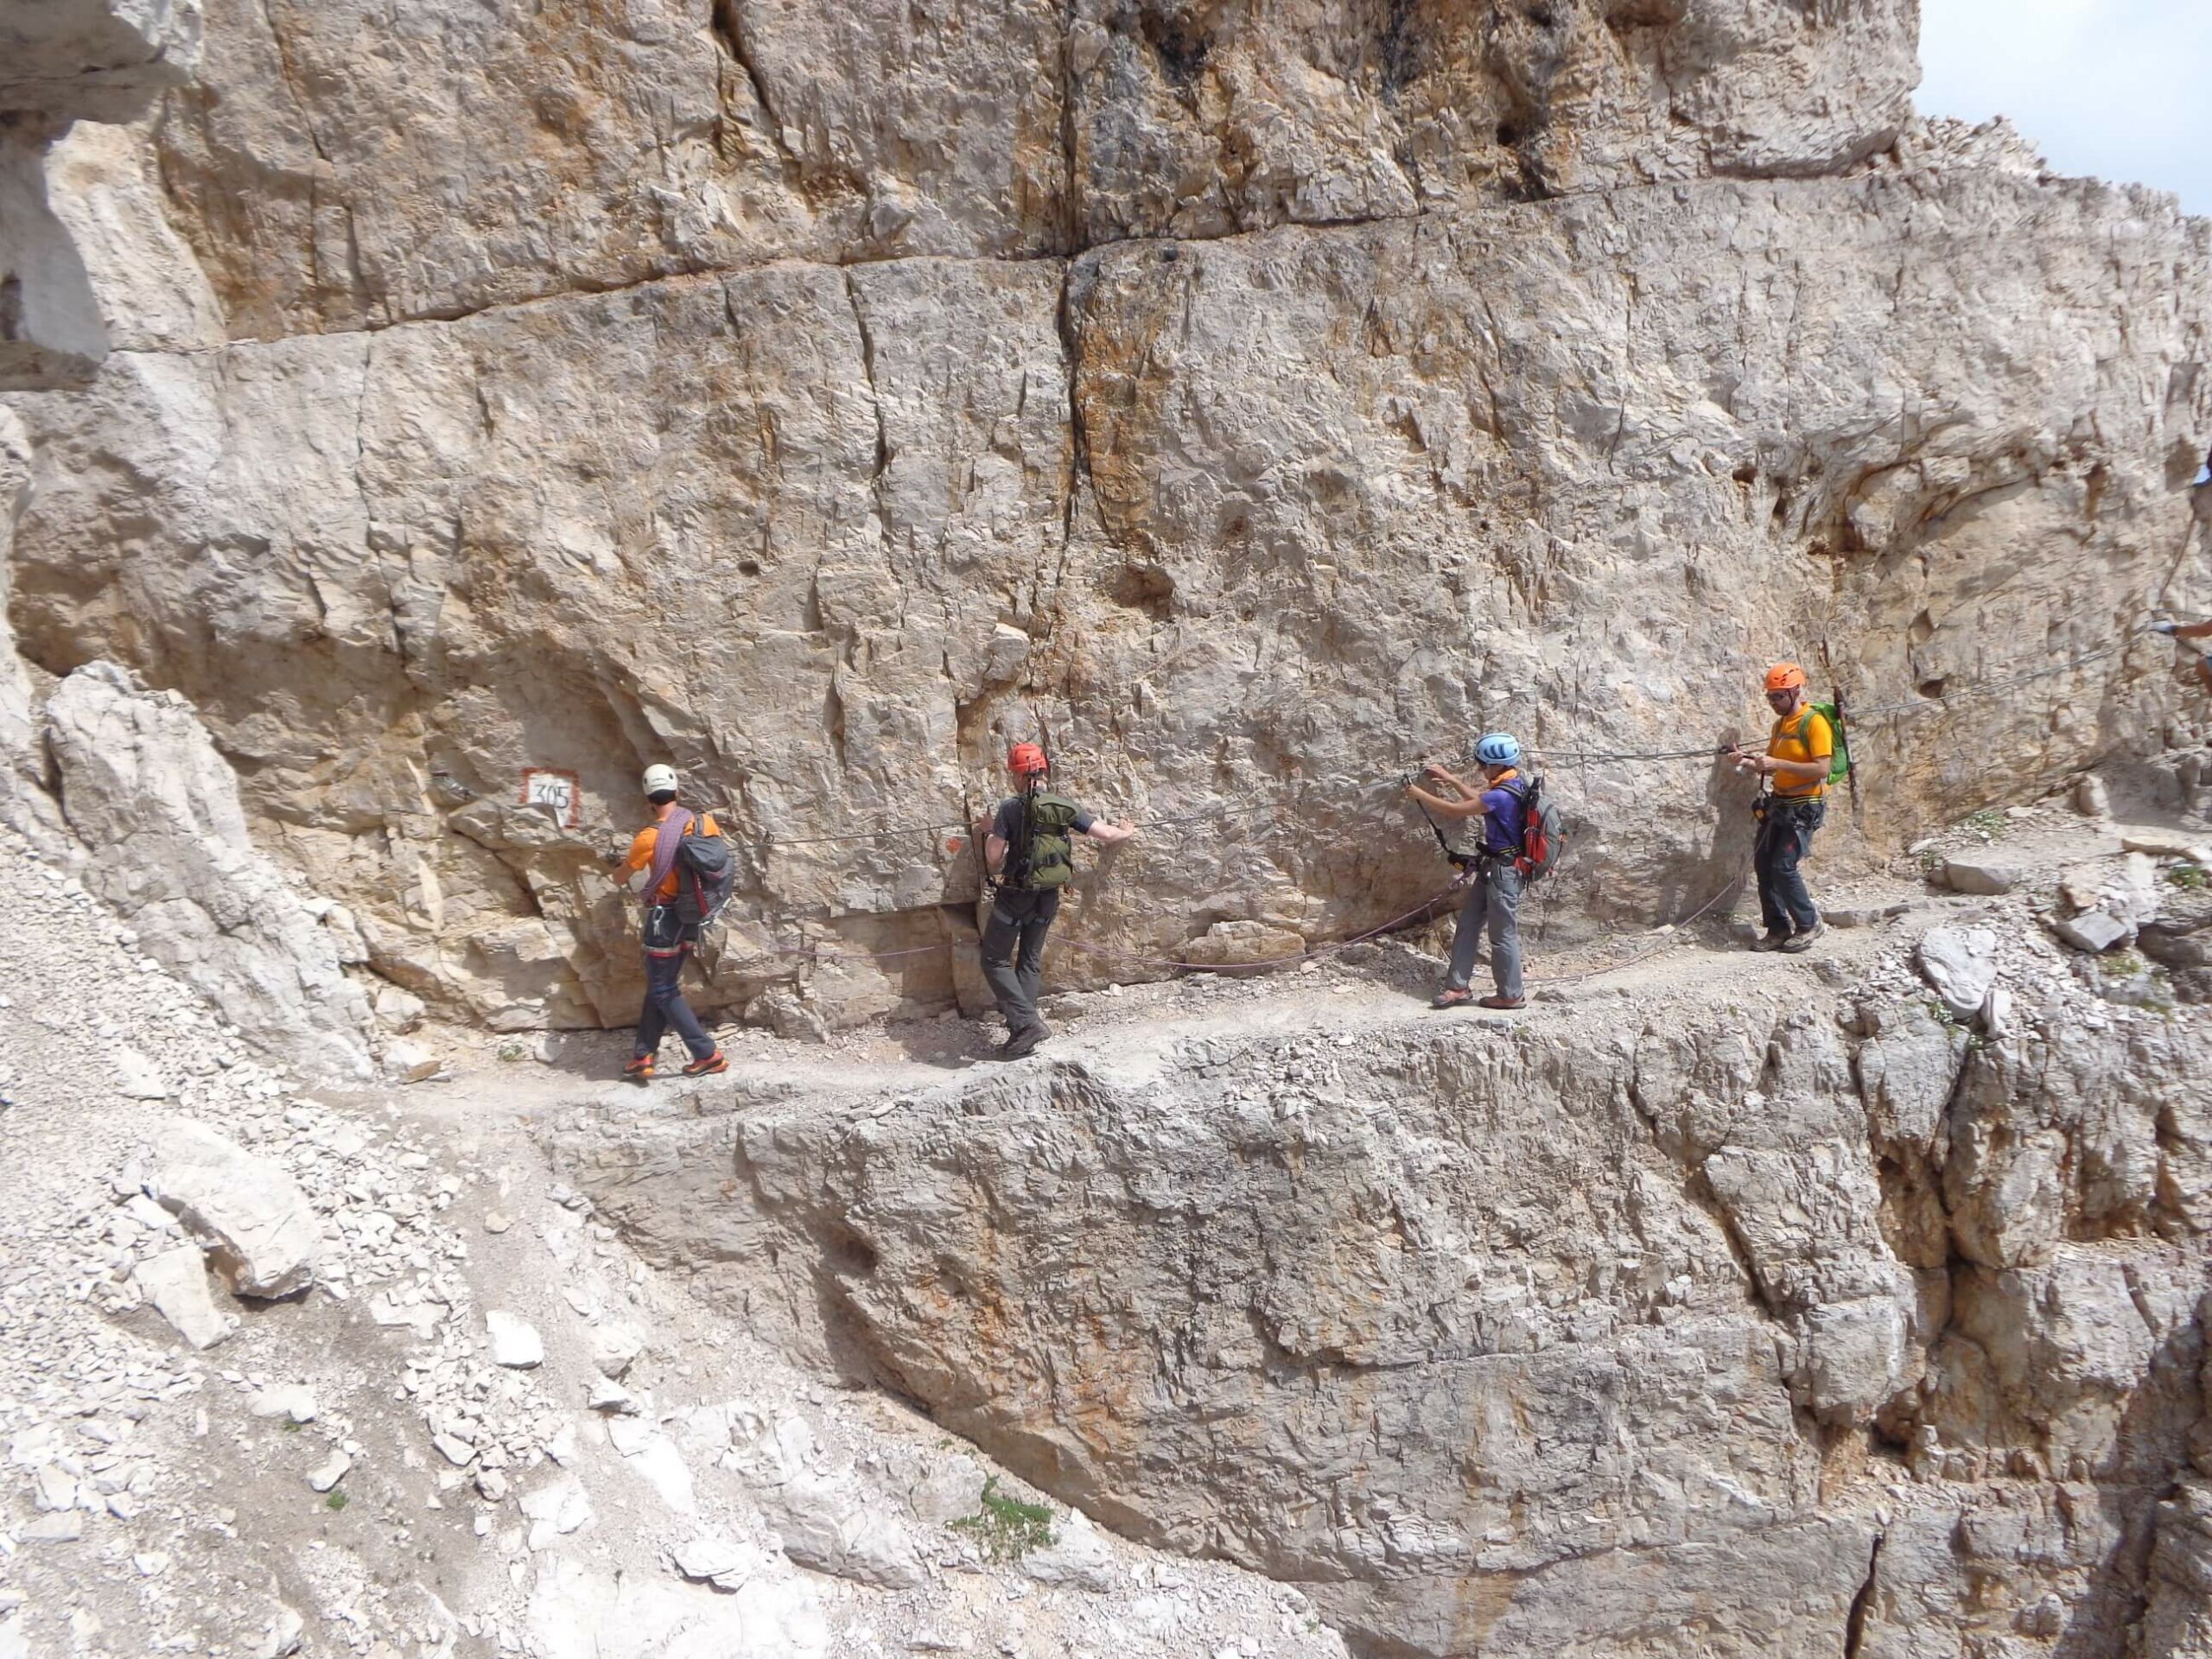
[{"left": 519, "top": 768, "right": 582, "bottom": 830}]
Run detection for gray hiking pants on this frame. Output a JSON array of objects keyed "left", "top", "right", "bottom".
[
  {"left": 981, "top": 887, "right": 1060, "bottom": 1034},
  {"left": 1445, "top": 857, "right": 1525, "bottom": 999}
]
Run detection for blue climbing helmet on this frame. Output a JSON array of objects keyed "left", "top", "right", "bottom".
[{"left": 1474, "top": 732, "right": 1522, "bottom": 767}]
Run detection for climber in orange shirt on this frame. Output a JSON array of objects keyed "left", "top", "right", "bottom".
[{"left": 609, "top": 764, "right": 729, "bottom": 1081}]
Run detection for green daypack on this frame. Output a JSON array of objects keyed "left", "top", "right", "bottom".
[
  {"left": 1796, "top": 702, "right": 1852, "bottom": 786},
  {"left": 1008, "top": 791, "right": 1082, "bottom": 890}
]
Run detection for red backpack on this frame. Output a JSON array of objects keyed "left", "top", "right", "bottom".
[{"left": 1501, "top": 776, "right": 1564, "bottom": 881}]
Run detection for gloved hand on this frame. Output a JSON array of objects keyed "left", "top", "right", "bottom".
[
  {"left": 599, "top": 846, "right": 626, "bottom": 867},
  {"left": 2152, "top": 620, "right": 2180, "bottom": 635}
]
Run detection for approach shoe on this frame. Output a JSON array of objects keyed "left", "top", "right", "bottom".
[
  {"left": 999, "top": 1023, "right": 1050, "bottom": 1060},
  {"left": 1749, "top": 930, "right": 1793, "bottom": 952},
  {"left": 680, "top": 1050, "right": 728, "bottom": 1077},
  {"left": 1478, "top": 995, "right": 1527, "bottom": 1011},
  {"left": 621, "top": 1054, "right": 656, "bottom": 1083},
  {"left": 1778, "top": 920, "right": 1826, "bottom": 955},
  {"left": 1431, "top": 988, "right": 1477, "bottom": 1010}
]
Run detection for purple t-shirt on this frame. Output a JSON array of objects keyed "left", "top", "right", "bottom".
[{"left": 1480, "top": 777, "right": 1527, "bottom": 854}]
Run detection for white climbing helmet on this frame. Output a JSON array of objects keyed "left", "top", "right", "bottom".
[{"left": 640, "top": 763, "right": 679, "bottom": 797}]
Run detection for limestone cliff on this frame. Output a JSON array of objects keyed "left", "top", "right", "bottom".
[
  {"left": 549, "top": 903, "right": 2212, "bottom": 1659},
  {"left": 3, "top": 0, "right": 2208, "bottom": 1033},
  {"left": 1, "top": 9, "right": 2210, "bottom": 1654}
]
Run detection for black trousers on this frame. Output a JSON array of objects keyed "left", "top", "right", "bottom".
[
  {"left": 981, "top": 887, "right": 1060, "bottom": 1034},
  {"left": 1754, "top": 797, "right": 1826, "bottom": 934}
]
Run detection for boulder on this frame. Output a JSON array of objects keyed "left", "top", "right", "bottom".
[
  {"left": 1916, "top": 926, "right": 2000, "bottom": 1020},
  {"left": 382, "top": 1039, "right": 441, "bottom": 1084},
  {"left": 1942, "top": 857, "right": 2020, "bottom": 896},
  {"left": 486, "top": 1310, "right": 544, "bottom": 1369},
  {"left": 518, "top": 1472, "right": 594, "bottom": 1552},
  {"left": 2055, "top": 909, "right": 2133, "bottom": 954},
  {"left": 1982, "top": 986, "right": 2014, "bottom": 1042},
  {"left": 133, "top": 1243, "right": 235, "bottom": 1349},
  {"left": 141, "top": 1119, "right": 319, "bottom": 1296},
  {"left": 1020, "top": 1509, "right": 1115, "bottom": 1592},
  {"left": 43, "top": 665, "right": 375, "bottom": 1082},
  {"left": 304, "top": 1452, "right": 351, "bottom": 1493},
  {"left": 759, "top": 1474, "right": 926, "bottom": 1590},
  {"left": 588, "top": 1323, "right": 644, "bottom": 1379},
  {"left": 2054, "top": 852, "right": 2159, "bottom": 952},
  {"left": 672, "top": 1535, "right": 764, "bottom": 1592}
]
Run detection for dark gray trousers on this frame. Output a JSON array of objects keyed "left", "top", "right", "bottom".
[
  {"left": 981, "top": 887, "right": 1060, "bottom": 1034},
  {"left": 1754, "top": 797, "right": 1826, "bottom": 935}
]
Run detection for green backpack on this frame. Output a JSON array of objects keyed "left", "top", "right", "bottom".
[
  {"left": 1795, "top": 703, "right": 1852, "bottom": 786},
  {"left": 1007, "top": 791, "right": 1082, "bottom": 889}
]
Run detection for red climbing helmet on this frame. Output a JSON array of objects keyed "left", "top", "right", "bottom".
[{"left": 1007, "top": 742, "right": 1049, "bottom": 777}]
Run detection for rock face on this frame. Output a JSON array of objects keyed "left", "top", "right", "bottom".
[
  {"left": 0, "top": 0, "right": 2202, "bottom": 1033},
  {"left": 0, "top": 0, "right": 200, "bottom": 388},
  {"left": 554, "top": 946, "right": 2212, "bottom": 1659},
  {"left": 44, "top": 664, "right": 375, "bottom": 1080}
]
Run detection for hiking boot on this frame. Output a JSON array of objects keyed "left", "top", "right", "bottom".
[
  {"left": 680, "top": 1050, "right": 728, "bottom": 1077},
  {"left": 1431, "top": 988, "right": 1476, "bottom": 1010},
  {"left": 999, "top": 1023, "right": 1050, "bottom": 1060},
  {"left": 621, "top": 1054, "right": 656, "bottom": 1083},
  {"left": 1749, "top": 930, "right": 1793, "bottom": 952},
  {"left": 1478, "top": 995, "right": 1527, "bottom": 1011},
  {"left": 1778, "top": 920, "right": 1826, "bottom": 955}
]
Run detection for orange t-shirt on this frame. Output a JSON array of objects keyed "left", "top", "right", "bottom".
[{"left": 623, "top": 810, "right": 721, "bottom": 903}]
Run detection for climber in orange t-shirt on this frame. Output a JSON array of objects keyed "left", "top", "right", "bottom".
[{"left": 609, "top": 765, "right": 727, "bottom": 1082}]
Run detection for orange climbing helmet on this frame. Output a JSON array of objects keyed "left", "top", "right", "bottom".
[
  {"left": 1007, "top": 742, "right": 1050, "bottom": 777},
  {"left": 1764, "top": 662, "right": 1807, "bottom": 692}
]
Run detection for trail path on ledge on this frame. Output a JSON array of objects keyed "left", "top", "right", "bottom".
[{"left": 419, "top": 796, "right": 2164, "bottom": 1112}]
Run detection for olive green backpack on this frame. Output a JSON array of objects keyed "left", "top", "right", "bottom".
[{"left": 1007, "top": 791, "right": 1082, "bottom": 889}]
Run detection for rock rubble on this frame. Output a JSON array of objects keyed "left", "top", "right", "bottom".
[{"left": 0, "top": 822, "right": 1345, "bottom": 1656}]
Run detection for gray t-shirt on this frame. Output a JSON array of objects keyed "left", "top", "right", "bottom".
[{"left": 993, "top": 795, "right": 1095, "bottom": 844}]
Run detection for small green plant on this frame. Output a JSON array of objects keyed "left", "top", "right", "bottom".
[
  {"left": 1961, "top": 808, "right": 2008, "bottom": 839},
  {"left": 497, "top": 1041, "right": 526, "bottom": 1062},
  {"left": 2169, "top": 864, "right": 2208, "bottom": 891},
  {"left": 950, "top": 1476, "right": 1054, "bottom": 1562},
  {"left": 281, "top": 1420, "right": 302, "bottom": 1433},
  {"left": 324, "top": 1490, "right": 348, "bottom": 1511},
  {"left": 2102, "top": 950, "right": 2146, "bottom": 977},
  {"left": 1923, "top": 1000, "right": 1982, "bottom": 1051}
]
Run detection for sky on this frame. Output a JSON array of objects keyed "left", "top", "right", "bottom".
[{"left": 1916, "top": 0, "right": 2212, "bottom": 216}]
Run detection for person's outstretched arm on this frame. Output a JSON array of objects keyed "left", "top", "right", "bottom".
[{"left": 1407, "top": 782, "right": 1485, "bottom": 820}]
